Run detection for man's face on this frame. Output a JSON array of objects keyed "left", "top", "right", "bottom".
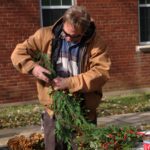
[{"left": 62, "top": 22, "right": 83, "bottom": 43}]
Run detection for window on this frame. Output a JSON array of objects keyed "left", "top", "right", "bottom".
[
  {"left": 139, "top": 0, "right": 150, "bottom": 44},
  {"left": 40, "top": 0, "right": 74, "bottom": 27}
]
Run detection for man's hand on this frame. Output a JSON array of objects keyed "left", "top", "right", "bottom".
[
  {"left": 32, "top": 65, "right": 51, "bottom": 83},
  {"left": 53, "top": 77, "right": 68, "bottom": 90}
]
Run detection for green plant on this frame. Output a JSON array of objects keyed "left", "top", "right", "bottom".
[
  {"left": 34, "top": 51, "right": 143, "bottom": 149},
  {"left": 50, "top": 89, "right": 143, "bottom": 149}
]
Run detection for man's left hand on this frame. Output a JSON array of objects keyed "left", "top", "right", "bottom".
[{"left": 53, "top": 77, "right": 68, "bottom": 90}]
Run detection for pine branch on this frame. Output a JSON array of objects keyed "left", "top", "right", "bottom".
[{"left": 34, "top": 51, "right": 143, "bottom": 150}]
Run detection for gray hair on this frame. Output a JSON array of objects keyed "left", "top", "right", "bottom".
[{"left": 63, "top": 6, "right": 91, "bottom": 33}]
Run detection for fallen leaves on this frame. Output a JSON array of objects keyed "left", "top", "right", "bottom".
[
  {"left": 7, "top": 133, "right": 44, "bottom": 150},
  {"left": 0, "top": 104, "right": 43, "bottom": 129},
  {"left": 98, "top": 93, "right": 150, "bottom": 117}
]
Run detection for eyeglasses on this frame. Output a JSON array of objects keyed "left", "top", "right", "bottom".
[{"left": 62, "top": 29, "right": 82, "bottom": 40}]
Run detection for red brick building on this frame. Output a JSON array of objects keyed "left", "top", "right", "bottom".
[{"left": 0, "top": 0, "right": 150, "bottom": 104}]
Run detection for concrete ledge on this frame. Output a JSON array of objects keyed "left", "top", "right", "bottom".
[
  {"left": 136, "top": 45, "right": 150, "bottom": 53},
  {"left": 97, "top": 112, "right": 150, "bottom": 127},
  {"left": 0, "top": 100, "right": 38, "bottom": 108},
  {"left": 104, "top": 87, "right": 150, "bottom": 97}
]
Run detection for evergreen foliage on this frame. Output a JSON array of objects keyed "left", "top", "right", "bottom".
[{"left": 34, "top": 51, "right": 143, "bottom": 150}]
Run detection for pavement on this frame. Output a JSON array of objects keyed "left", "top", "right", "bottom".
[
  {"left": 0, "top": 125, "right": 42, "bottom": 149},
  {"left": 97, "top": 112, "right": 150, "bottom": 127},
  {"left": 0, "top": 112, "right": 150, "bottom": 149}
]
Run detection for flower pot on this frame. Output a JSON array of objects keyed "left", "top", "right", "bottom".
[
  {"left": 143, "top": 141, "right": 150, "bottom": 150},
  {"left": 140, "top": 131, "right": 150, "bottom": 150}
]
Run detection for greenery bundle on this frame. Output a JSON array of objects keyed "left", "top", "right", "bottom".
[{"left": 34, "top": 51, "right": 143, "bottom": 150}]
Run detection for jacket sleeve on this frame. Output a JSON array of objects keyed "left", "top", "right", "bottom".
[
  {"left": 66, "top": 37, "right": 111, "bottom": 93},
  {"left": 11, "top": 28, "right": 44, "bottom": 74}
]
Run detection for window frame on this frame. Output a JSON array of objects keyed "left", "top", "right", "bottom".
[
  {"left": 40, "top": 0, "right": 75, "bottom": 27},
  {"left": 138, "top": 1, "right": 150, "bottom": 45}
]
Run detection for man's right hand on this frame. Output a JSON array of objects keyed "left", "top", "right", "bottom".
[{"left": 32, "top": 65, "right": 51, "bottom": 83}]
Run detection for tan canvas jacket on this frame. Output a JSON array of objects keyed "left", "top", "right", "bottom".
[{"left": 11, "top": 21, "right": 111, "bottom": 120}]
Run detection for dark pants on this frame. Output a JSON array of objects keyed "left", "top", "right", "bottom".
[
  {"left": 43, "top": 111, "right": 78, "bottom": 150},
  {"left": 43, "top": 111, "right": 55, "bottom": 150}
]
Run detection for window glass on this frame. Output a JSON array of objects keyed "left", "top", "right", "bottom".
[
  {"left": 139, "top": 0, "right": 145, "bottom": 4},
  {"left": 42, "top": 0, "right": 72, "bottom": 6},
  {"left": 140, "top": 0, "right": 150, "bottom": 4},
  {"left": 42, "top": 0, "right": 50, "bottom": 6},
  {"left": 42, "top": 9, "right": 66, "bottom": 26},
  {"left": 41, "top": 0, "right": 74, "bottom": 26},
  {"left": 51, "top": 0, "right": 61, "bottom": 5},
  {"left": 140, "top": 7, "right": 150, "bottom": 42},
  {"left": 62, "top": 0, "right": 72, "bottom": 5}
]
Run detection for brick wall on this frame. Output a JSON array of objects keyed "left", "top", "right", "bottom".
[
  {"left": 0, "top": 0, "right": 150, "bottom": 104},
  {"left": 78, "top": 0, "right": 150, "bottom": 92},
  {"left": 0, "top": 0, "right": 40, "bottom": 103}
]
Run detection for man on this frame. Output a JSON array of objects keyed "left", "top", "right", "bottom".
[{"left": 11, "top": 5, "right": 111, "bottom": 150}]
